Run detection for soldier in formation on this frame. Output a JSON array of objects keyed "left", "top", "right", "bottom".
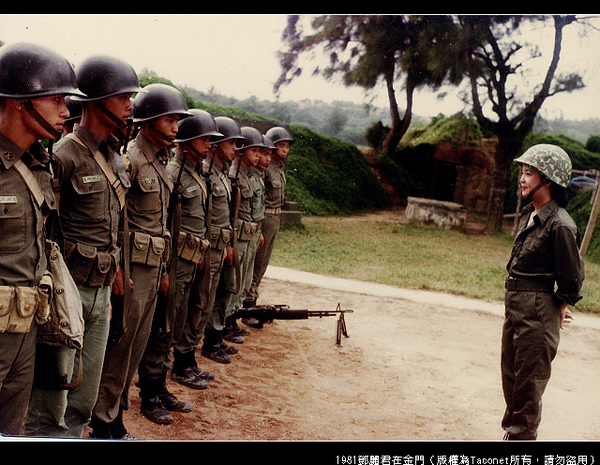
[{"left": 0, "top": 40, "right": 294, "bottom": 439}]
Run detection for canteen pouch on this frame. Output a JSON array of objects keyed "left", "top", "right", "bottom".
[
  {"left": 178, "top": 232, "right": 210, "bottom": 264},
  {"left": 0, "top": 286, "right": 38, "bottom": 334}
]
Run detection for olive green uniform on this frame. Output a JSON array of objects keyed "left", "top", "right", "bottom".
[
  {"left": 92, "top": 133, "right": 172, "bottom": 426},
  {"left": 193, "top": 155, "right": 232, "bottom": 354},
  {"left": 501, "top": 199, "right": 584, "bottom": 440},
  {"left": 0, "top": 137, "right": 56, "bottom": 435},
  {"left": 26, "top": 125, "right": 127, "bottom": 438},
  {"left": 247, "top": 158, "right": 285, "bottom": 303}
]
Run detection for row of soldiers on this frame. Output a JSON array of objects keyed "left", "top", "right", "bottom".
[{"left": 0, "top": 42, "right": 292, "bottom": 439}]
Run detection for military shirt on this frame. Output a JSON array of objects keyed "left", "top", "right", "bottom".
[
  {"left": 0, "top": 135, "right": 55, "bottom": 287},
  {"left": 507, "top": 199, "right": 584, "bottom": 306},
  {"left": 250, "top": 166, "right": 265, "bottom": 223},
  {"left": 125, "top": 133, "right": 172, "bottom": 237},
  {"left": 53, "top": 124, "right": 128, "bottom": 251},
  {"left": 229, "top": 161, "right": 254, "bottom": 224},
  {"left": 203, "top": 156, "right": 231, "bottom": 230},
  {"left": 264, "top": 159, "right": 286, "bottom": 210},
  {"left": 167, "top": 154, "right": 208, "bottom": 239}
]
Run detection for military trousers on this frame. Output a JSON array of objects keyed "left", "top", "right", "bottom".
[
  {"left": 501, "top": 289, "right": 561, "bottom": 440},
  {"left": 26, "top": 284, "right": 111, "bottom": 438},
  {"left": 92, "top": 262, "right": 161, "bottom": 424},
  {"left": 0, "top": 326, "right": 37, "bottom": 435},
  {"left": 248, "top": 212, "right": 280, "bottom": 303},
  {"left": 230, "top": 229, "right": 261, "bottom": 315},
  {"left": 211, "top": 239, "right": 251, "bottom": 331},
  {"left": 176, "top": 247, "right": 225, "bottom": 355}
]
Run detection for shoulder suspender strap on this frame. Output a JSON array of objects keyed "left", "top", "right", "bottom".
[
  {"left": 13, "top": 159, "right": 45, "bottom": 209},
  {"left": 172, "top": 161, "right": 208, "bottom": 198},
  {"left": 65, "top": 133, "right": 126, "bottom": 210}
]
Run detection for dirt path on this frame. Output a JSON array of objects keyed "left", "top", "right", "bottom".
[{"left": 117, "top": 266, "right": 600, "bottom": 442}]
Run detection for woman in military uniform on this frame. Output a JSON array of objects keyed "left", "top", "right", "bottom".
[{"left": 501, "top": 144, "right": 585, "bottom": 440}]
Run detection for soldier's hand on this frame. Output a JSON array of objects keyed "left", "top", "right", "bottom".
[
  {"left": 560, "top": 304, "right": 573, "bottom": 329},
  {"left": 159, "top": 276, "right": 170, "bottom": 297},
  {"left": 225, "top": 245, "right": 235, "bottom": 266},
  {"left": 111, "top": 268, "right": 134, "bottom": 296}
]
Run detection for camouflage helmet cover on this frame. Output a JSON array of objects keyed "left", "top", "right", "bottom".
[{"left": 514, "top": 143, "right": 572, "bottom": 188}]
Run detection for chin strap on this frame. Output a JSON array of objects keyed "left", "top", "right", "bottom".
[
  {"left": 21, "top": 99, "right": 60, "bottom": 140},
  {"left": 149, "top": 120, "right": 175, "bottom": 145},
  {"left": 95, "top": 100, "right": 127, "bottom": 130},
  {"left": 525, "top": 179, "right": 552, "bottom": 200}
]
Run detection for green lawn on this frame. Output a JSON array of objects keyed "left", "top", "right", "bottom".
[{"left": 270, "top": 214, "right": 600, "bottom": 315}]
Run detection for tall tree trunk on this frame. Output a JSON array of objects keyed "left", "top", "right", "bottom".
[{"left": 382, "top": 68, "right": 415, "bottom": 157}]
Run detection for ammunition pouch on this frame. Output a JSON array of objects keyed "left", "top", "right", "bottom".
[
  {"left": 209, "top": 226, "right": 232, "bottom": 251},
  {"left": 177, "top": 232, "right": 210, "bottom": 264},
  {"left": 236, "top": 219, "right": 259, "bottom": 241},
  {"left": 130, "top": 231, "right": 171, "bottom": 267},
  {"left": 63, "top": 240, "right": 120, "bottom": 288},
  {"left": 0, "top": 284, "right": 43, "bottom": 334}
]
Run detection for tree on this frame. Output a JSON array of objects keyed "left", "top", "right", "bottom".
[
  {"left": 457, "top": 15, "right": 585, "bottom": 231},
  {"left": 275, "top": 15, "right": 463, "bottom": 157}
]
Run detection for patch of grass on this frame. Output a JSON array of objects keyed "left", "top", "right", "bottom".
[{"left": 271, "top": 215, "right": 600, "bottom": 315}]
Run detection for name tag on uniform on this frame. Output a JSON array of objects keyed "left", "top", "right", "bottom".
[
  {"left": 186, "top": 186, "right": 199, "bottom": 193},
  {"left": 0, "top": 195, "right": 17, "bottom": 204},
  {"left": 144, "top": 178, "right": 157, "bottom": 184},
  {"left": 82, "top": 175, "right": 101, "bottom": 183}
]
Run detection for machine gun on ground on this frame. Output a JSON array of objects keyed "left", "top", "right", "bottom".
[{"left": 234, "top": 303, "right": 353, "bottom": 346}]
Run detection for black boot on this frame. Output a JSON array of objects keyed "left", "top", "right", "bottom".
[
  {"left": 139, "top": 380, "right": 173, "bottom": 425},
  {"left": 158, "top": 368, "right": 193, "bottom": 412},
  {"left": 201, "top": 328, "right": 231, "bottom": 364},
  {"left": 222, "top": 316, "right": 247, "bottom": 343},
  {"left": 171, "top": 351, "right": 209, "bottom": 389}
]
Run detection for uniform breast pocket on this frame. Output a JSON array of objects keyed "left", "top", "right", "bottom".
[
  {"left": 240, "top": 186, "right": 252, "bottom": 200},
  {"left": 522, "top": 236, "right": 551, "bottom": 273},
  {"left": 70, "top": 175, "right": 107, "bottom": 221},
  {"left": 212, "top": 185, "right": 227, "bottom": 200},
  {"left": 0, "top": 195, "right": 27, "bottom": 253},
  {"left": 134, "top": 177, "right": 161, "bottom": 214}
]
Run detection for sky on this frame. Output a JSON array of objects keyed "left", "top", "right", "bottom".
[{"left": 1, "top": 14, "right": 599, "bottom": 121}]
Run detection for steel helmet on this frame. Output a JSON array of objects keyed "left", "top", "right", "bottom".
[
  {"left": 132, "top": 83, "right": 192, "bottom": 123},
  {"left": 0, "top": 42, "right": 84, "bottom": 98},
  {"left": 263, "top": 135, "right": 276, "bottom": 150},
  {"left": 213, "top": 116, "right": 244, "bottom": 144},
  {"left": 72, "top": 55, "right": 143, "bottom": 102},
  {"left": 64, "top": 96, "right": 82, "bottom": 123},
  {"left": 175, "top": 109, "right": 223, "bottom": 143},
  {"left": 238, "top": 126, "right": 267, "bottom": 150},
  {"left": 514, "top": 144, "right": 572, "bottom": 188},
  {"left": 265, "top": 126, "right": 293, "bottom": 145}
]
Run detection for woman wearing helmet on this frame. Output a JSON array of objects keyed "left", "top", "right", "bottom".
[{"left": 501, "top": 144, "right": 585, "bottom": 440}]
